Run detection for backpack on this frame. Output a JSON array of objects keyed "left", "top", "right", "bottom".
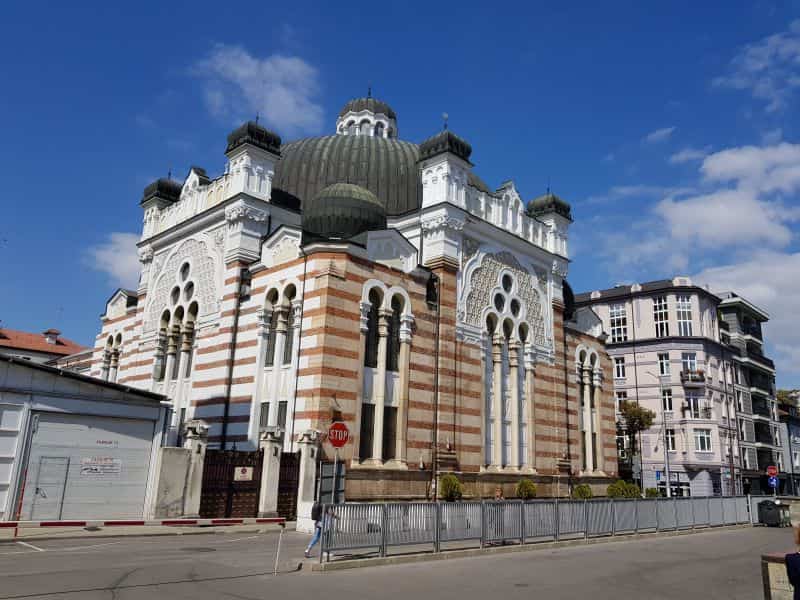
[{"left": 311, "top": 502, "right": 322, "bottom": 522}]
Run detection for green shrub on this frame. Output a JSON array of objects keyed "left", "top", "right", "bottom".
[
  {"left": 607, "top": 480, "right": 640, "bottom": 498},
  {"left": 645, "top": 487, "right": 661, "bottom": 498},
  {"left": 572, "top": 483, "right": 593, "bottom": 499},
  {"left": 516, "top": 478, "right": 537, "bottom": 499},
  {"left": 439, "top": 473, "right": 463, "bottom": 502}
]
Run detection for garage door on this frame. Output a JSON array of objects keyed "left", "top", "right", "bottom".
[{"left": 20, "top": 412, "right": 155, "bottom": 520}]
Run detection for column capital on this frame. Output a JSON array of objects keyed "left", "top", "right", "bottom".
[
  {"left": 359, "top": 301, "right": 371, "bottom": 333},
  {"left": 399, "top": 313, "right": 414, "bottom": 344},
  {"left": 290, "top": 298, "right": 303, "bottom": 325},
  {"left": 378, "top": 308, "right": 392, "bottom": 337},
  {"left": 508, "top": 341, "right": 520, "bottom": 367},
  {"left": 274, "top": 305, "right": 289, "bottom": 332}
]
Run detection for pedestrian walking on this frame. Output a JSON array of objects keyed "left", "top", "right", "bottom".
[
  {"left": 785, "top": 526, "right": 800, "bottom": 599},
  {"left": 305, "top": 504, "right": 337, "bottom": 559}
]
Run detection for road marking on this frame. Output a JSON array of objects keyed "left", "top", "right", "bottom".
[
  {"left": 207, "top": 535, "right": 262, "bottom": 545},
  {"left": 16, "top": 541, "right": 44, "bottom": 552},
  {"left": 56, "top": 540, "right": 126, "bottom": 551}
]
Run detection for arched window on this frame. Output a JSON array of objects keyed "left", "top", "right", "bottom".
[
  {"left": 155, "top": 311, "right": 170, "bottom": 381},
  {"left": 171, "top": 307, "right": 184, "bottom": 380},
  {"left": 184, "top": 302, "right": 198, "bottom": 377},
  {"left": 359, "top": 120, "right": 371, "bottom": 135},
  {"left": 282, "top": 285, "right": 297, "bottom": 365},
  {"left": 264, "top": 289, "right": 279, "bottom": 367},
  {"left": 386, "top": 295, "right": 403, "bottom": 372},
  {"left": 364, "top": 288, "right": 381, "bottom": 368},
  {"left": 374, "top": 122, "right": 384, "bottom": 137},
  {"left": 347, "top": 120, "right": 356, "bottom": 135}
]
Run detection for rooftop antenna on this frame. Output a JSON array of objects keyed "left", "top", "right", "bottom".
[
  {"left": 255, "top": 111, "right": 260, "bottom": 125},
  {"left": 367, "top": 84, "right": 372, "bottom": 98},
  {"left": 168, "top": 168, "right": 172, "bottom": 180},
  {"left": 546, "top": 176, "right": 551, "bottom": 195},
  {"left": 442, "top": 112, "right": 449, "bottom": 131}
]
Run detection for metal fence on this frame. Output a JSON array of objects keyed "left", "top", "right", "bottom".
[{"left": 320, "top": 495, "right": 758, "bottom": 561}]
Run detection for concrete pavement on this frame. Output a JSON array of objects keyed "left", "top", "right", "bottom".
[{"left": 0, "top": 526, "right": 793, "bottom": 599}]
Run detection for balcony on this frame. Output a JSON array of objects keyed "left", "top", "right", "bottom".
[
  {"left": 742, "top": 353, "right": 775, "bottom": 373},
  {"left": 680, "top": 370, "right": 706, "bottom": 387},
  {"left": 752, "top": 398, "right": 772, "bottom": 420}
]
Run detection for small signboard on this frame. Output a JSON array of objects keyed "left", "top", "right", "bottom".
[
  {"left": 234, "top": 466, "right": 254, "bottom": 482},
  {"left": 328, "top": 422, "right": 350, "bottom": 448},
  {"left": 768, "top": 475, "right": 779, "bottom": 489},
  {"left": 767, "top": 465, "right": 778, "bottom": 477},
  {"left": 80, "top": 457, "right": 122, "bottom": 478}
]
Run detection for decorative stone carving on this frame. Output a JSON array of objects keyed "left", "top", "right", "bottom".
[
  {"left": 359, "top": 301, "right": 371, "bottom": 333},
  {"left": 225, "top": 204, "right": 268, "bottom": 228},
  {"left": 144, "top": 238, "right": 219, "bottom": 332},
  {"left": 399, "top": 314, "right": 414, "bottom": 343},
  {"left": 551, "top": 259, "right": 568, "bottom": 278},
  {"left": 421, "top": 215, "right": 465, "bottom": 233},
  {"left": 461, "top": 237, "right": 480, "bottom": 269},
  {"left": 138, "top": 245, "right": 154, "bottom": 264}
]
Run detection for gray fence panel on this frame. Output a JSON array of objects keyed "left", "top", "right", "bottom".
[
  {"left": 485, "top": 501, "right": 522, "bottom": 542},
  {"left": 709, "top": 497, "right": 724, "bottom": 526},
  {"left": 722, "top": 498, "right": 738, "bottom": 525},
  {"left": 385, "top": 502, "right": 436, "bottom": 547},
  {"left": 523, "top": 500, "right": 556, "bottom": 540},
  {"left": 439, "top": 502, "right": 482, "bottom": 542},
  {"left": 613, "top": 500, "right": 637, "bottom": 533},
  {"left": 676, "top": 498, "right": 693, "bottom": 529},
  {"left": 558, "top": 500, "right": 586, "bottom": 537},
  {"left": 735, "top": 496, "right": 749, "bottom": 524},
  {"left": 637, "top": 498, "right": 657, "bottom": 530},
  {"left": 657, "top": 498, "right": 677, "bottom": 530},
  {"left": 587, "top": 500, "right": 614, "bottom": 536},
  {"left": 692, "top": 497, "right": 710, "bottom": 526},
  {"left": 325, "top": 503, "right": 384, "bottom": 553}
]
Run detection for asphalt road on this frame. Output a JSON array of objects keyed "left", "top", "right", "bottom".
[{"left": 0, "top": 526, "right": 793, "bottom": 599}]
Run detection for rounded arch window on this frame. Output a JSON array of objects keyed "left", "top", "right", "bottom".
[
  {"left": 518, "top": 322, "right": 529, "bottom": 343},
  {"left": 502, "top": 273, "right": 513, "bottom": 293},
  {"left": 510, "top": 298, "right": 521, "bottom": 317},
  {"left": 486, "top": 313, "right": 498, "bottom": 335},
  {"left": 184, "top": 282, "right": 195, "bottom": 302},
  {"left": 493, "top": 293, "right": 505, "bottom": 312},
  {"left": 180, "top": 262, "right": 190, "bottom": 282},
  {"left": 374, "top": 122, "right": 385, "bottom": 137},
  {"left": 171, "top": 286, "right": 180, "bottom": 305},
  {"left": 502, "top": 318, "right": 514, "bottom": 339}
]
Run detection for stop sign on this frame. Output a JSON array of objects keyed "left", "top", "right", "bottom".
[
  {"left": 767, "top": 465, "right": 778, "bottom": 477},
  {"left": 328, "top": 422, "right": 350, "bottom": 448}
]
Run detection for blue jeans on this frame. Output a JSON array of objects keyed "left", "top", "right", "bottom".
[{"left": 306, "top": 523, "right": 321, "bottom": 552}]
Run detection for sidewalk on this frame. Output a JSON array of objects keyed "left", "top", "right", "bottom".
[{"left": 0, "top": 520, "right": 291, "bottom": 543}]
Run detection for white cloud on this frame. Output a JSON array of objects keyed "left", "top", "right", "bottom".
[
  {"left": 762, "top": 128, "right": 783, "bottom": 145},
  {"left": 669, "top": 146, "right": 711, "bottom": 164},
  {"left": 86, "top": 232, "right": 140, "bottom": 290},
  {"left": 584, "top": 184, "right": 694, "bottom": 205},
  {"left": 643, "top": 126, "right": 676, "bottom": 144},
  {"left": 713, "top": 20, "right": 800, "bottom": 112},
  {"left": 701, "top": 142, "right": 800, "bottom": 194},
  {"left": 694, "top": 251, "right": 800, "bottom": 387},
  {"left": 194, "top": 44, "right": 323, "bottom": 136}
]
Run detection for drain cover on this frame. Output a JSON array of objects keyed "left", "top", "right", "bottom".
[{"left": 181, "top": 547, "right": 217, "bottom": 553}]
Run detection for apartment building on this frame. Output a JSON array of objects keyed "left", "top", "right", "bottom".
[{"left": 576, "top": 277, "right": 780, "bottom": 496}]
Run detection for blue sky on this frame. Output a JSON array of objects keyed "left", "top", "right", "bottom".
[{"left": 1, "top": 2, "right": 799, "bottom": 386}]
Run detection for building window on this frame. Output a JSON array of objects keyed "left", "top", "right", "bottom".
[
  {"left": 658, "top": 352, "right": 670, "bottom": 376},
  {"left": 666, "top": 428, "right": 676, "bottom": 451},
  {"left": 653, "top": 296, "right": 669, "bottom": 337},
  {"left": 736, "top": 390, "right": 743, "bottom": 412},
  {"left": 364, "top": 290, "right": 381, "bottom": 368},
  {"left": 793, "top": 450, "right": 800, "bottom": 468},
  {"left": 609, "top": 303, "right": 628, "bottom": 343},
  {"left": 676, "top": 294, "right": 693, "bottom": 337},
  {"left": 382, "top": 406, "right": 397, "bottom": 460},
  {"left": 264, "top": 309, "right": 280, "bottom": 367},
  {"left": 359, "top": 403, "right": 375, "bottom": 461},
  {"left": 739, "top": 419, "right": 747, "bottom": 441},
  {"left": 681, "top": 352, "right": 697, "bottom": 373},
  {"left": 282, "top": 307, "right": 295, "bottom": 365},
  {"left": 615, "top": 391, "right": 627, "bottom": 413},
  {"left": 260, "top": 402, "right": 270, "bottom": 430},
  {"left": 662, "top": 388, "right": 673, "bottom": 412},
  {"left": 686, "top": 392, "right": 701, "bottom": 419},
  {"left": 774, "top": 427, "right": 781, "bottom": 447},
  {"left": 385, "top": 296, "right": 402, "bottom": 372},
  {"left": 694, "top": 428, "right": 712, "bottom": 452},
  {"left": 614, "top": 357, "right": 626, "bottom": 379}
]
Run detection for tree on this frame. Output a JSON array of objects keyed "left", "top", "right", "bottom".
[
  {"left": 618, "top": 400, "right": 656, "bottom": 483},
  {"left": 516, "top": 478, "right": 537, "bottom": 499},
  {"left": 439, "top": 474, "right": 463, "bottom": 502}
]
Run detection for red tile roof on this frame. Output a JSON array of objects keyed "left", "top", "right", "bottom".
[{"left": 0, "top": 327, "right": 87, "bottom": 357}]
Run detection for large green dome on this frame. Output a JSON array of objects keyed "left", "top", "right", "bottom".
[{"left": 302, "top": 183, "right": 387, "bottom": 240}]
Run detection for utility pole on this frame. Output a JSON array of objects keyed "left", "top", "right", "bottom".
[{"left": 647, "top": 371, "right": 671, "bottom": 498}]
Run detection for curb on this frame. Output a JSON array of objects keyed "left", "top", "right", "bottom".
[
  {"left": 0, "top": 517, "right": 285, "bottom": 529},
  {"left": 311, "top": 524, "right": 751, "bottom": 572}
]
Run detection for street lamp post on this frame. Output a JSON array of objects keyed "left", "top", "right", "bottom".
[{"left": 646, "top": 370, "right": 672, "bottom": 498}]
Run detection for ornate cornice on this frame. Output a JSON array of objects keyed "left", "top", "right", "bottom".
[
  {"left": 225, "top": 204, "right": 268, "bottom": 225},
  {"left": 421, "top": 215, "right": 465, "bottom": 233}
]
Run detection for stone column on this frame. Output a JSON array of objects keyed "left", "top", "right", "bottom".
[
  {"left": 163, "top": 326, "right": 179, "bottom": 386},
  {"left": 181, "top": 419, "right": 208, "bottom": 517},
  {"left": 152, "top": 330, "right": 167, "bottom": 388},
  {"left": 258, "top": 430, "right": 282, "bottom": 517},
  {"left": 108, "top": 350, "right": 119, "bottom": 383},
  {"left": 352, "top": 302, "right": 371, "bottom": 463},
  {"left": 582, "top": 367, "right": 594, "bottom": 473},
  {"left": 508, "top": 341, "right": 521, "bottom": 471},
  {"left": 491, "top": 333, "right": 504, "bottom": 469},
  {"left": 524, "top": 347, "right": 536, "bottom": 473},
  {"left": 391, "top": 314, "right": 413, "bottom": 467},
  {"left": 592, "top": 368, "right": 603, "bottom": 474},
  {"left": 267, "top": 306, "right": 288, "bottom": 427},
  {"left": 282, "top": 300, "right": 303, "bottom": 451},
  {"left": 178, "top": 322, "right": 195, "bottom": 379},
  {"left": 370, "top": 309, "right": 392, "bottom": 463},
  {"left": 100, "top": 350, "right": 110, "bottom": 381},
  {"left": 296, "top": 431, "right": 319, "bottom": 533}
]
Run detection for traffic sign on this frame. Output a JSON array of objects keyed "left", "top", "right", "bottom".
[
  {"left": 328, "top": 422, "right": 350, "bottom": 448},
  {"left": 767, "top": 465, "right": 778, "bottom": 477},
  {"left": 768, "top": 475, "right": 779, "bottom": 488}
]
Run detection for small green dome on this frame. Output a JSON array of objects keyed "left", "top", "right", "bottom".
[
  {"left": 527, "top": 192, "right": 572, "bottom": 221},
  {"left": 302, "top": 183, "right": 387, "bottom": 240}
]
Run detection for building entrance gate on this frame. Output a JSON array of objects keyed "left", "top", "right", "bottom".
[
  {"left": 199, "top": 449, "right": 263, "bottom": 518},
  {"left": 277, "top": 451, "right": 300, "bottom": 520}
]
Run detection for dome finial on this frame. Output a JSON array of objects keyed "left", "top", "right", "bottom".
[
  {"left": 367, "top": 84, "right": 372, "bottom": 98},
  {"left": 442, "top": 112, "right": 448, "bottom": 131}
]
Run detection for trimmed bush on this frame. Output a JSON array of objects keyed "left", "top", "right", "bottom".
[
  {"left": 516, "top": 478, "right": 537, "bottom": 499},
  {"left": 607, "top": 480, "right": 641, "bottom": 498},
  {"left": 645, "top": 487, "right": 661, "bottom": 498},
  {"left": 572, "top": 483, "right": 593, "bottom": 499},
  {"left": 439, "top": 473, "right": 463, "bottom": 502}
]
